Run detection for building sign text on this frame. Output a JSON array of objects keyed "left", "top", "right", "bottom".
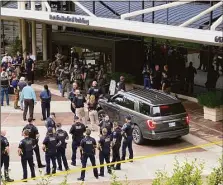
[{"left": 49, "top": 14, "right": 89, "bottom": 25}]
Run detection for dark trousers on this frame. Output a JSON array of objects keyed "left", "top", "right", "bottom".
[
  {"left": 56, "top": 147, "right": 68, "bottom": 170},
  {"left": 144, "top": 77, "right": 151, "bottom": 89},
  {"left": 1, "top": 153, "right": 9, "bottom": 171},
  {"left": 34, "top": 144, "right": 43, "bottom": 167},
  {"left": 121, "top": 137, "right": 133, "bottom": 160},
  {"left": 41, "top": 102, "right": 50, "bottom": 120},
  {"left": 27, "top": 71, "right": 34, "bottom": 84},
  {"left": 1, "top": 87, "right": 9, "bottom": 105},
  {"left": 99, "top": 151, "right": 111, "bottom": 175},
  {"left": 71, "top": 140, "right": 81, "bottom": 164},
  {"left": 23, "top": 99, "right": 34, "bottom": 120},
  {"left": 111, "top": 145, "right": 121, "bottom": 169},
  {"left": 71, "top": 103, "right": 76, "bottom": 114},
  {"left": 21, "top": 156, "right": 35, "bottom": 179},
  {"left": 45, "top": 153, "right": 57, "bottom": 174},
  {"left": 80, "top": 154, "right": 98, "bottom": 179}
]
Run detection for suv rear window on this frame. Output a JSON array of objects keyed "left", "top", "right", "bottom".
[{"left": 151, "top": 103, "right": 186, "bottom": 117}]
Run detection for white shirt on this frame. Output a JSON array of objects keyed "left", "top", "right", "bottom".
[
  {"left": 30, "top": 55, "right": 36, "bottom": 61},
  {"left": 1, "top": 56, "right": 12, "bottom": 63}
]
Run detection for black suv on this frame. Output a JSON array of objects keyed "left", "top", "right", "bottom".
[{"left": 98, "top": 89, "right": 189, "bottom": 144}]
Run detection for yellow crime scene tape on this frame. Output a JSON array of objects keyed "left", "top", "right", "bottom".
[{"left": 6, "top": 140, "right": 222, "bottom": 184}]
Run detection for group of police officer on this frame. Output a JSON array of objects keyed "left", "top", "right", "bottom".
[{"left": 1, "top": 111, "right": 134, "bottom": 182}]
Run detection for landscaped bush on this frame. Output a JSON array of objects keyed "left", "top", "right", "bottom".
[
  {"left": 197, "top": 91, "right": 223, "bottom": 108},
  {"left": 207, "top": 158, "right": 223, "bottom": 185}
]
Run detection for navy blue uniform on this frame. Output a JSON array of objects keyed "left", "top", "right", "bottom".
[
  {"left": 56, "top": 129, "right": 69, "bottom": 170},
  {"left": 72, "top": 94, "right": 85, "bottom": 108},
  {"left": 23, "top": 124, "right": 43, "bottom": 167},
  {"left": 69, "top": 90, "right": 76, "bottom": 114},
  {"left": 26, "top": 58, "right": 34, "bottom": 83},
  {"left": 18, "top": 137, "right": 36, "bottom": 179},
  {"left": 43, "top": 134, "right": 59, "bottom": 174},
  {"left": 69, "top": 122, "right": 86, "bottom": 165},
  {"left": 1, "top": 136, "right": 10, "bottom": 171},
  {"left": 121, "top": 122, "right": 134, "bottom": 161},
  {"left": 40, "top": 90, "right": 51, "bottom": 120},
  {"left": 111, "top": 127, "right": 122, "bottom": 169},
  {"left": 98, "top": 120, "right": 113, "bottom": 135},
  {"left": 45, "top": 117, "right": 56, "bottom": 131},
  {"left": 87, "top": 86, "right": 102, "bottom": 102},
  {"left": 80, "top": 136, "right": 98, "bottom": 180},
  {"left": 98, "top": 135, "right": 112, "bottom": 175}
]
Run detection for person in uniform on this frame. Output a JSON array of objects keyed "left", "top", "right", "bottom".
[
  {"left": 25, "top": 54, "right": 35, "bottom": 84},
  {"left": 116, "top": 76, "right": 126, "bottom": 92},
  {"left": 68, "top": 82, "right": 79, "bottom": 114},
  {"left": 71, "top": 64, "right": 83, "bottom": 90},
  {"left": 18, "top": 129, "right": 36, "bottom": 182},
  {"left": 87, "top": 81, "right": 102, "bottom": 103},
  {"left": 84, "top": 63, "right": 96, "bottom": 93},
  {"left": 98, "top": 114, "right": 113, "bottom": 136},
  {"left": 111, "top": 122, "right": 122, "bottom": 170},
  {"left": 60, "top": 63, "right": 71, "bottom": 97},
  {"left": 1, "top": 130, "right": 14, "bottom": 182},
  {"left": 42, "top": 127, "right": 60, "bottom": 175},
  {"left": 55, "top": 64, "right": 64, "bottom": 93},
  {"left": 72, "top": 89, "right": 86, "bottom": 124},
  {"left": 98, "top": 128, "right": 112, "bottom": 177},
  {"left": 121, "top": 116, "right": 134, "bottom": 162},
  {"left": 45, "top": 112, "right": 56, "bottom": 131},
  {"left": 55, "top": 123, "right": 69, "bottom": 171},
  {"left": 69, "top": 116, "right": 86, "bottom": 166},
  {"left": 22, "top": 118, "right": 45, "bottom": 168},
  {"left": 77, "top": 129, "right": 99, "bottom": 181}
]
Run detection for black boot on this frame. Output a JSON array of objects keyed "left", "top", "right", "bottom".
[{"left": 5, "top": 170, "right": 14, "bottom": 182}]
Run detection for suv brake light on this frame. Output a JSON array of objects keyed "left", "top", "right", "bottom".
[
  {"left": 147, "top": 120, "right": 156, "bottom": 130},
  {"left": 186, "top": 115, "right": 189, "bottom": 125}
]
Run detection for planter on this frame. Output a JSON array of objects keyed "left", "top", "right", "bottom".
[{"left": 203, "top": 106, "right": 223, "bottom": 122}]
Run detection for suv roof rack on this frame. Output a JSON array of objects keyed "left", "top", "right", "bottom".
[{"left": 126, "top": 89, "right": 179, "bottom": 105}]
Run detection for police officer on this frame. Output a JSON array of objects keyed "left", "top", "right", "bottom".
[
  {"left": 121, "top": 116, "right": 134, "bottom": 162},
  {"left": 98, "top": 114, "right": 113, "bottom": 136},
  {"left": 18, "top": 129, "right": 36, "bottom": 181},
  {"left": 1, "top": 130, "right": 14, "bottom": 182},
  {"left": 69, "top": 82, "right": 79, "bottom": 114},
  {"left": 72, "top": 90, "right": 86, "bottom": 123},
  {"left": 87, "top": 81, "right": 102, "bottom": 103},
  {"left": 56, "top": 123, "right": 69, "bottom": 171},
  {"left": 84, "top": 63, "right": 96, "bottom": 92},
  {"left": 45, "top": 112, "right": 56, "bottom": 131},
  {"left": 60, "top": 63, "right": 71, "bottom": 97},
  {"left": 55, "top": 64, "right": 64, "bottom": 93},
  {"left": 111, "top": 122, "right": 122, "bottom": 170},
  {"left": 98, "top": 128, "right": 112, "bottom": 176},
  {"left": 71, "top": 64, "right": 83, "bottom": 90},
  {"left": 22, "top": 118, "right": 45, "bottom": 168},
  {"left": 77, "top": 129, "right": 99, "bottom": 181},
  {"left": 42, "top": 127, "right": 60, "bottom": 175},
  {"left": 69, "top": 116, "right": 86, "bottom": 166}
]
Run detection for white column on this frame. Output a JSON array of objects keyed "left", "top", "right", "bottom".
[
  {"left": 32, "top": 21, "right": 37, "bottom": 59},
  {"left": 17, "top": 1, "right": 21, "bottom": 9},
  {"left": 21, "top": 19, "right": 27, "bottom": 60},
  {"left": 31, "top": 1, "right": 35, "bottom": 11},
  {"left": 42, "top": 2, "right": 46, "bottom": 11},
  {"left": 20, "top": 2, "right": 26, "bottom": 10},
  {"left": 18, "top": 19, "right": 22, "bottom": 40},
  {"left": 42, "top": 24, "right": 47, "bottom": 61}
]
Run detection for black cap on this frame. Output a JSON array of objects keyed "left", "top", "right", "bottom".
[
  {"left": 125, "top": 115, "right": 131, "bottom": 120},
  {"left": 47, "top": 127, "right": 53, "bottom": 133},
  {"left": 74, "top": 116, "right": 79, "bottom": 120}
]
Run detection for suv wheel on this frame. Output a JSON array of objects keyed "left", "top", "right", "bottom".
[
  {"left": 133, "top": 125, "right": 144, "bottom": 145},
  {"left": 98, "top": 110, "right": 106, "bottom": 121}
]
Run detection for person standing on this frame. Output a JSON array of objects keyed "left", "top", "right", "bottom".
[
  {"left": 20, "top": 81, "right": 36, "bottom": 121},
  {"left": 142, "top": 65, "right": 151, "bottom": 89},
  {"left": 88, "top": 95, "right": 99, "bottom": 131},
  {"left": 40, "top": 85, "right": 51, "bottom": 121},
  {"left": 111, "top": 122, "right": 122, "bottom": 170},
  {"left": 116, "top": 76, "right": 126, "bottom": 92},
  {"left": 77, "top": 129, "right": 99, "bottom": 181},
  {"left": 1, "top": 130, "right": 14, "bottom": 182},
  {"left": 72, "top": 89, "right": 86, "bottom": 123},
  {"left": 98, "top": 115, "right": 113, "bottom": 136},
  {"left": 55, "top": 123, "right": 69, "bottom": 171},
  {"left": 185, "top": 62, "right": 197, "bottom": 94},
  {"left": 69, "top": 116, "right": 86, "bottom": 166},
  {"left": 11, "top": 74, "right": 19, "bottom": 109},
  {"left": 1, "top": 69, "right": 10, "bottom": 106},
  {"left": 22, "top": 118, "right": 45, "bottom": 168},
  {"left": 84, "top": 63, "right": 96, "bottom": 93},
  {"left": 68, "top": 82, "right": 79, "bottom": 114},
  {"left": 60, "top": 63, "right": 71, "bottom": 97},
  {"left": 87, "top": 81, "right": 102, "bottom": 103},
  {"left": 25, "top": 54, "right": 35, "bottom": 84},
  {"left": 161, "top": 72, "right": 171, "bottom": 94},
  {"left": 151, "top": 65, "right": 162, "bottom": 90},
  {"left": 42, "top": 127, "right": 60, "bottom": 175},
  {"left": 45, "top": 112, "right": 57, "bottom": 131},
  {"left": 98, "top": 128, "right": 112, "bottom": 177},
  {"left": 121, "top": 116, "right": 134, "bottom": 162},
  {"left": 205, "top": 65, "right": 220, "bottom": 91},
  {"left": 17, "top": 77, "right": 27, "bottom": 110},
  {"left": 18, "top": 129, "right": 36, "bottom": 182}
]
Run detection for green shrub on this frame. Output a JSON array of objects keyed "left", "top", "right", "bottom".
[
  {"left": 152, "top": 159, "right": 204, "bottom": 185},
  {"left": 108, "top": 72, "right": 136, "bottom": 84},
  {"left": 197, "top": 91, "right": 223, "bottom": 108},
  {"left": 207, "top": 157, "right": 223, "bottom": 185}
]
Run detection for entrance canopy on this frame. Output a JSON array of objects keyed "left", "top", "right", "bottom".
[{"left": 1, "top": 1, "right": 223, "bottom": 46}]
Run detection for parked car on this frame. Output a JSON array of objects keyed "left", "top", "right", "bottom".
[{"left": 98, "top": 89, "right": 189, "bottom": 145}]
